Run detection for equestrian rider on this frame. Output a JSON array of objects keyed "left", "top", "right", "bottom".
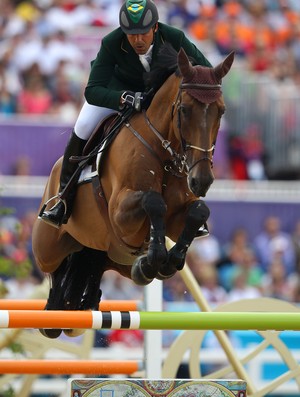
[{"left": 39, "top": 0, "right": 212, "bottom": 228}]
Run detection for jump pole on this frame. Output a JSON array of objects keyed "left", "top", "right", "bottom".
[
  {"left": 0, "top": 360, "right": 142, "bottom": 375},
  {"left": 0, "top": 300, "right": 140, "bottom": 311},
  {"left": 0, "top": 310, "right": 300, "bottom": 330}
]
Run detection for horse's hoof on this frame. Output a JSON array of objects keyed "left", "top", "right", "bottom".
[
  {"left": 63, "top": 329, "right": 85, "bottom": 337},
  {"left": 131, "top": 255, "right": 154, "bottom": 286},
  {"left": 39, "top": 328, "right": 62, "bottom": 339},
  {"left": 167, "top": 247, "right": 186, "bottom": 271},
  {"left": 156, "top": 264, "right": 177, "bottom": 280}
]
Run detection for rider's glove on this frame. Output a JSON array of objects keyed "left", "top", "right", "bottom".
[{"left": 120, "top": 91, "right": 146, "bottom": 112}]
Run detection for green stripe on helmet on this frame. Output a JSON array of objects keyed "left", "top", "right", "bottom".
[{"left": 126, "top": 0, "right": 147, "bottom": 23}]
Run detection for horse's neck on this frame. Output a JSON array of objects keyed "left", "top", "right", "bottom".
[{"left": 147, "top": 75, "right": 179, "bottom": 136}]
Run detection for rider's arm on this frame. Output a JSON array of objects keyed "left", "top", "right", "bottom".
[{"left": 85, "top": 41, "right": 124, "bottom": 111}]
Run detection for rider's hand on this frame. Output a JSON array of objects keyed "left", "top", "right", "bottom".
[{"left": 120, "top": 91, "right": 147, "bottom": 112}]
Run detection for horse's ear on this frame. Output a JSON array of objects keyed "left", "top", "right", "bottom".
[
  {"left": 178, "top": 47, "right": 195, "bottom": 80},
  {"left": 214, "top": 51, "right": 235, "bottom": 82}
]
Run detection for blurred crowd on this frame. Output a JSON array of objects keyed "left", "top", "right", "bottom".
[
  {"left": 164, "top": 215, "right": 300, "bottom": 305},
  {"left": 1, "top": 0, "right": 300, "bottom": 120},
  {"left": 1, "top": 210, "right": 300, "bottom": 304}
]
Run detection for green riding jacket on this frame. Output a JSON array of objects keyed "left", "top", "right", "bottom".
[{"left": 84, "top": 22, "right": 212, "bottom": 111}]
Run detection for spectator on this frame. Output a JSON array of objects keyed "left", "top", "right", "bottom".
[
  {"left": 0, "top": 56, "right": 21, "bottom": 114},
  {"left": 189, "top": 4, "right": 217, "bottom": 43},
  {"left": 227, "top": 266, "right": 262, "bottom": 302},
  {"left": 11, "top": 156, "right": 31, "bottom": 176},
  {"left": 16, "top": 67, "right": 53, "bottom": 114},
  {"left": 214, "top": 1, "right": 252, "bottom": 57},
  {"left": 100, "top": 271, "right": 143, "bottom": 301},
  {"left": 165, "top": 0, "right": 199, "bottom": 30},
  {"left": 217, "top": 227, "right": 253, "bottom": 291},
  {"left": 291, "top": 276, "right": 300, "bottom": 303},
  {"left": 0, "top": 213, "right": 40, "bottom": 299},
  {"left": 0, "top": 83, "right": 16, "bottom": 115},
  {"left": 163, "top": 272, "right": 193, "bottom": 302},
  {"left": 243, "top": 123, "right": 266, "bottom": 180},
  {"left": 253, "top": 216, "right": 296, "bottom": 275},
  {"left": 291, "top": 219, "right": 300, "bottom": 273},
  {"left": 198, "top": 264, "right": 227, "bottom": 306},
  {"left": 262, "top": 258, "right": 295, "bottom": 301},
  {"left": 227, "top": 135, "right": 248, "bottom": 180},
  {"left": 49, "top": 60, "right": 84, "bottom": 121},
  {"left": 222, "top": 227, "right": 253, "bottom": 257}
]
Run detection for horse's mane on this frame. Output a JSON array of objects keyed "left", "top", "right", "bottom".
[
  {"left": 144, "top": 43, "right": 198, "bottom": 92},
  {"left": 143, "top": 43, "right": 181, "bottom": 92}
]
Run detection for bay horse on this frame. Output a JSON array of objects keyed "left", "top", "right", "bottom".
[{"left": 32, "top": 46, "right": 234, "bottom": 338}]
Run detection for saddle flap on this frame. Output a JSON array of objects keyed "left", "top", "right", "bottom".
[{"left": 82, "top": 112, "right": 120, "bottom": 155}]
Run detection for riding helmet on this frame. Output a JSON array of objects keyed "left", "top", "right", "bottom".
[{"left": 119, "top": 0, "right": 159, "bottom": 34}]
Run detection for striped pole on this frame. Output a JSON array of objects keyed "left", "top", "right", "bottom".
[
  {"left": 0, "top": 310, "right": 299, "bottom": 330},
  {"left": 0, "top": 360, "right": 141, "bottom": 374},
  {"left": 0, "top": 300, "right": 140, "bottom": 311}
]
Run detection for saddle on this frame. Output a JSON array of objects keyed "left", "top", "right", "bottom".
[{"left": 82, "top": 112, "right": 121, "bottom": 156}]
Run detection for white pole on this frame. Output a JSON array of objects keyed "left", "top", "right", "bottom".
[{"left": 144, "top": 279, "right": 163, "bottom": 378}]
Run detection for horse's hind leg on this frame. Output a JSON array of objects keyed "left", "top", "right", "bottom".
[
  {"left": 131, "top": 191, "right": 168, "bottom": 285},
  {"left": 40, "top": 247, "right": 106, "bottom": 339},
  {"left": 158, "top": 200, "right": 210, "bottom": 279},
  {"left": 64, "top": 247, "right": 106, "bottom": 312}
]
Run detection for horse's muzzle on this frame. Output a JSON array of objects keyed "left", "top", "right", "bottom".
[{"left": 188, "top": 174, "right": 214, "bottom": 197}]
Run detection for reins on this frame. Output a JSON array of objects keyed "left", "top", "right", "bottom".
[{"left": 125, "top": 114, "right": 188, "bottom": 176}]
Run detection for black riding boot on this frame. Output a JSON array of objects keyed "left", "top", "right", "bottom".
[{"left": 39, "top": 131, "right": 87, "bottom": 228}]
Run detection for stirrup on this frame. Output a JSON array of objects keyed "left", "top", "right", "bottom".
[{"left": 38, "top": 195, "right": 67, "bottom": 229}]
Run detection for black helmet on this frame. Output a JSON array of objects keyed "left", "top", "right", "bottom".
[{"left": 119, "top": 0, "right": 159, "bottom": 34}]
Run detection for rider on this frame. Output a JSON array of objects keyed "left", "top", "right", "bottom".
[{"left": 39, "top": 0, "right": 212, "bottom": 228}]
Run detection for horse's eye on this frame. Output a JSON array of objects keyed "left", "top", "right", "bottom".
[
  {"left": 219, "top": 106, "right": 226, "bottom": 116},
  {"left": 179, "top": 105, "right": 190, "bottom": 117}
]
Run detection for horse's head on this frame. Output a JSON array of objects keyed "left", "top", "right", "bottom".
[{"left": 174, "top": 48, "right": 234, "bottom": 197}]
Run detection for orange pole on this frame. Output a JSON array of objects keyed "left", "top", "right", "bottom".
[
  {"left": 7, "top": 310, "right": 93, "bottom": 329},
  {"left": 0, "top": 300, "right": 140, "bottom": 311},
  {"left": 0, "top": 360, "right": 141, "bottom": 374}
]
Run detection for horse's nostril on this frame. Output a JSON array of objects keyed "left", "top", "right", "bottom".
[
  {"left": 190, "top": 177, "right": 197, "bottom": 190},
  {"left": 189, "top": 177, "right": 200, "bottom": 193},
  {"left": 189, "top": 175, "right": 214, "bottom": 198}
]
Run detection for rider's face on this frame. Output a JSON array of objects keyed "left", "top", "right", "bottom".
[{"left": 126, "top": 24, "right": 157, "bottom": 55}]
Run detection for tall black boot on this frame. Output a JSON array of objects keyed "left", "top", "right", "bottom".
[{"left": 39, "top": 131, "right": 87, "bottom": 228}]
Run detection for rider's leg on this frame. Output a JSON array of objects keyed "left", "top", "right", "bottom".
[{"left": 40, "top": 102, "right": 115, "bottom": 228}]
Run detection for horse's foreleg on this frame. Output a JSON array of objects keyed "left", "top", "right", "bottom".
[
  {"left": 159, "top": 200, "right": 210, "bottom": 278},
  {"left": 131, "top": 191, "right": 167, "bottom": 285}
]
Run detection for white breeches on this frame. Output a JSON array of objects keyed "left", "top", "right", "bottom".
[{"left": 74, "top": 101, "right": 116, "bottom": 140}]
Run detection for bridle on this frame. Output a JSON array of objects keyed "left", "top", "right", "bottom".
[
  {"left": 172, "top": 81, "right": 221, "bottom": 171},
  {"left": 125, "top": 80, "right": 222, "bottom": 176}
]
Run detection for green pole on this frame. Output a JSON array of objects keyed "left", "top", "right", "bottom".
[{"left": 139, "top": 312, "right": 300, "bottom": 331}]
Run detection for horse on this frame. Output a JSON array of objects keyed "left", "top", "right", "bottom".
[{"left": 32, "top": 46, "right": 234, "bottom": 338}]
